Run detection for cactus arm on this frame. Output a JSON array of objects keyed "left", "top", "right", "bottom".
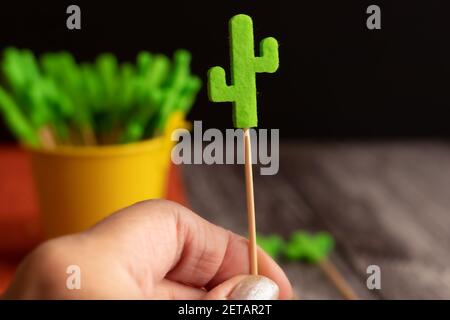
[
  {"left": 254, "top": 37, "right": 279, "bottom": 73},
  {"left": 207, "top": 66, "right": 235, "bottom": 102}
]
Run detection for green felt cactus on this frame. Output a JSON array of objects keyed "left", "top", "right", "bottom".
[
  {"left": 208, "top": 14, "right": 279, "bottom": 128},
  {"left": 257, "top": 231, "right": 335, "bottom": 263},
  {"left": 284, "top": 231, "right": 334, "bottom": 263},
  {"left": 256, "top": 234, "right": 285, "bottom": 259}
]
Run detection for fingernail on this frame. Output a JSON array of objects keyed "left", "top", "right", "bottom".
[{"left": 229, "top": 276, "right": 279, "bottom": 300}]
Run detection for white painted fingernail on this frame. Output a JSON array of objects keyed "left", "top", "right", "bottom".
[{"left": 229, "top": 275, "right": 279, "bottom": 300}]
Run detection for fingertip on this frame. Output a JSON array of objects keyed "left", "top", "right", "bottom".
[
  {"left": 204, "top": 275, "right": 279, "bottom": 300},
  {"left": 256, "top": 247, "right": 293, "bottom": 300}
]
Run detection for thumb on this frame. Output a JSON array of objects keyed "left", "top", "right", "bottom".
[{"left": 204, "top": 275, "right": 279, "bottom": 300}]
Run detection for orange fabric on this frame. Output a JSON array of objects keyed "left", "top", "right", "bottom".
[{"left": 0, "top": 146, "right": 187, "bottom": 294}]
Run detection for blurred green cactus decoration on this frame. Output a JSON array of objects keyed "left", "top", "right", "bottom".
[
  {"left": 256, "top": 234, "right": 285, "bottom": 259},
  {"left": 0, "top": 47, "right": 201, "bottom": 147},
  {"left": 208, "top": 14, "right": 279, "bottom": 128},
  {"left": 284, "top": 231, "right": 334, "bottom": 263},
  {"left": 257, "top": 231, "right": 335, "bottom": 263}
]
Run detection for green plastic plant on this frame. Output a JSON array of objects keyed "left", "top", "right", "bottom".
[
  {"left": 257, "top": 231, "right": 335, "bottom": 263},
  {"left": 208, "top": 14, "right": 279, "bottom": 128},
  {"left": 0, "top": 86, "right": 38, "bottom": 146},
  {"left": 0, "top": 48, "right": 201, "bottom": 147},
  {"left": 256, "top": 234, "right": 285, "bottom": 259},
  {"left": 284, "top": 231, "right": 334, "bottom": 263}
]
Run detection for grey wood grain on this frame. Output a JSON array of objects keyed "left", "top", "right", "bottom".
[{"left": 181, "top": 141, "right": 450, "bottom": 299}]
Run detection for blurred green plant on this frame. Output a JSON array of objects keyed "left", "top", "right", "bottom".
[
  {"left": 284, "top": 231, "right": 334, "bottom": 263},
  {"left": 257, "top": 231, "right": 335, "bottom": 263},
  {"left": 256, "top": 234, "right": 285, "bottom": 259},
  {"left": 0, "top": 48, "right": 201, "bottom": 147}
]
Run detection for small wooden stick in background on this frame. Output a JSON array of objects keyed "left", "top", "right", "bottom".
[
  {"left": 244, "top": 128, "right": 258, "bottom": 275},
  {"left": 38, "top": 125, "right": 56, "bottom": 149},
  {"left": 81, "top": 124, "right": 97, "bottom": 146},
  {"left": 319, "top": 258, "right": 359, "bottom": 300}
]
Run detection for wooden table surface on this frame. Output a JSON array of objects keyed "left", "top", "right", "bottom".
[{"left": 181, "top": 141, "right": 450, "bottom": 299}]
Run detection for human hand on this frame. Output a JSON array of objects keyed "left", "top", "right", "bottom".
[{"left": 3, "top": 200, "right": 292, "bottom": 299}]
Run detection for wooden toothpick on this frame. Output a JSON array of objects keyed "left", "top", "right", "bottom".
[
  {"left": 319, "top": 258, "right": 359, "bottom": 300},
  {"left": 38, "top": 125, "right": 56, "bottom": 149},
  {"left": 244, "top": 128, "right": 258, "bottom": 275},
  {"left": 81, "top": 124, "right": 97, "bottom": 146}
]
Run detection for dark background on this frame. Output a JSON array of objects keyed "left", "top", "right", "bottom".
[{"left": 1, "top": 0, "right": 449, "bottom": 140}]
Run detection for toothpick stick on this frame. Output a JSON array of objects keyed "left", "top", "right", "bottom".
[
  {"left": 81, "top": 125, "right": 97, "bottom": 145},
  {"left": 318, "top": 258, "right": 359, "bottom": 300},
  {"left": 244, "top": 128, "right": 258, "bottom": 275},
  {"left": 38, "top": 125, "right": 56, "bottom": 149}
]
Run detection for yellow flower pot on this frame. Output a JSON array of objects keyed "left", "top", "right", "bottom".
[{"left": 27, "top": 113, "right": 187, "bottom": 238}]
